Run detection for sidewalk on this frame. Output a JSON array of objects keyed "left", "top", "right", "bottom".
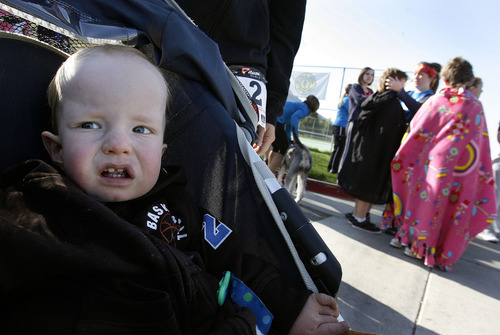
[{"left": 299, "top": 181, "right": 500, "bottom": 335}]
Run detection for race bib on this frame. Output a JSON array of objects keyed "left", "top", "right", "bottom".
[{"left": 230, "top": 66, "right": 267, "bottom": 129}]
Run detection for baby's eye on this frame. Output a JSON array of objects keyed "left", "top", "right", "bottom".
[
  {"left": 80, "top": 122, "right": 100, "bottom": 129},
  {"left": 133, "top": 126, "right": 152, "bottom": 134}
]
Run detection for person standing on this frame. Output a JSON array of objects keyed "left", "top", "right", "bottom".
[
  {"left": 387, "top": 57, "right": 497, "bottom": 270},
  {"left": 337, "top": 67, "right": 380, "bottom": 233},
  {"left": 339, "top": 69, "right": 409, "bottom": 229},
  {"left": 467, "top": 77, "right": 499, "bottom": 243},
  {"left": 175, "top": 0, "right": 307, "bottom": 155},
  {"left": 491, "top": 122, "right": 500, "bottom": 243},
  {"left": 327, "top": 84, "right": 351, "bottom": 174}
]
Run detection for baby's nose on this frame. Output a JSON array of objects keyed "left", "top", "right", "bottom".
[{"left": 102, "top": 130, "right": 131, "bottom": 154}]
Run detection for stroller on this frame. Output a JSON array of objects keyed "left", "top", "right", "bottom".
[{"left": 0, "top": 0, "right": 342, "bottom": 331}]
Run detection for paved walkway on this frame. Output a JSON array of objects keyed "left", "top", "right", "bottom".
[{"left": 298, "top": 187, "right": 500, "bottom": 335}]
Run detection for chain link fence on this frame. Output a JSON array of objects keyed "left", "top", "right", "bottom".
[{"left": 292, "top": 65, "right": 390, "bottom": 152}]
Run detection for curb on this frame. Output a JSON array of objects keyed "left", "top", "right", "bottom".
[
  {"left": 306, "top": 178, "right": 354, "bottom": 200},
  {"left": 275, "top": 172, "right": 353, "bottom": 200}
]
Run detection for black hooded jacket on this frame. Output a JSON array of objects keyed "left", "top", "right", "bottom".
[
  {"left": 0, "top": 160, "right": 310, "bottom": 334},
  {"left": 339, "top": 90, "right": 408, "bottom": 204}
]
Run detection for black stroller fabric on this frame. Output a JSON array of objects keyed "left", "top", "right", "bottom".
[
  {"left": 0, "top": 160, "right": 261, "bottom": 334},
  {"left": 1, "top": 5, "right": 346, "bottom": 331},
  {"left": 0, "top": 0, "right": 306, "bottom": 290},
  {"left": 163, "top": 76, "right": 306, "bottom": 287},
  {"left": 0, "top": 34, "right": 66, "bottom": 170}
]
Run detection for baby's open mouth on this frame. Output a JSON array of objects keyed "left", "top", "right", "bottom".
[{"left": 101, "top": 167, "right": 130, "bottom": 178}]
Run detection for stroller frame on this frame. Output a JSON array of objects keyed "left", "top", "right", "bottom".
[{"left": 0, "top": 0, "right": 341, "bottom": 298}]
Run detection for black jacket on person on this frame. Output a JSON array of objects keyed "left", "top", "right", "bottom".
[
  {"left": 339, "top": 90, "right": 407, "bottom": 204},
  {"left": 0, "top": 160, "right": 310, "bottom": 334},
  {"left": 175, "top": 0, "right": 307, "bottom": 125}
]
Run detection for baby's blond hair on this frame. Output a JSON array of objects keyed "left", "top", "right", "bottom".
[{"left": 47, "top": 45, "right": 168, "bottom": 134}]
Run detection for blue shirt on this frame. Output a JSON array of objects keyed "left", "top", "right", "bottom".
[
  {"left": 400, "top": 89, "right": 434, "bottom": 120},
  {"left": 409, "top": 89, "right": 434, "bottom": 103},
  {"left": 277, "top": 101, "right": 309, "bottom": 141},
  {"left": 332, "top": 96, "right": 349, "bottom": 127}
]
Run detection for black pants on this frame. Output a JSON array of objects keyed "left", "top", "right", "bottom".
[
  {"left": 272, "top": 122, "right": 290, "bottom": 155},
  {"left": 327, "top": 126, "right": 346, "bottom": 173}
]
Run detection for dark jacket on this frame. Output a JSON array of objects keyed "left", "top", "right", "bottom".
[
  {"left": 175, "top": 0, "right": 307, "bottom": 125},
  {"left": 0, "top": 160, "right": 310, "bottom": 334},
  {"left": 339, "top": 90, "right": 407, "bottom": 204}
]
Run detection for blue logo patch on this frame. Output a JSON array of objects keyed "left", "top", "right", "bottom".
[{"left": 203, "top": 214, "right": 232, "bottom": 249}]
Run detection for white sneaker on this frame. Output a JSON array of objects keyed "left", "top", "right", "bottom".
[
  {"left": 404, "top": 247, "right": 422, "bottom": 259},
  {"left": 476, "top": 229, "right": 499, "bottom": 243},
  {"left": 390, "top": 238, "right": 402, "bottom": 248}
]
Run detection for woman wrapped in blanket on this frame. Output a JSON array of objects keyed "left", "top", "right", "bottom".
[{"left": 386, "top": 57, "right": 497, "bottom": 270}]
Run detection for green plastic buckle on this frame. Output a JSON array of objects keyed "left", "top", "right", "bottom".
[{"left": 217, "top": 271, "right": 232, "bottom": 306}]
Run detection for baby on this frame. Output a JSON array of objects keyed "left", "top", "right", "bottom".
[
  {"left": 1, "top": 45, "right": 349, "bottom": 334},
  {"left": 43, "top": 45, "right": 168, "bottom": 203}
]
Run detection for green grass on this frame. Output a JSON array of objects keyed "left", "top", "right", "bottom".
[{"left": 309, "top": 148, "right": 337, "bottom": 184}]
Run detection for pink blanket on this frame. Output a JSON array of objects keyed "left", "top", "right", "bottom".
[{"left": 388, "top": 87, "right": 497, "bottom": 270}]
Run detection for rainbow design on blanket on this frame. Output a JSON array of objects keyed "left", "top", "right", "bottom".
[
  {"left": 454, "top": 142, "right": 478, "bottom": 176},
  {"left": 393, "top": 192, "right": 403, "bottom": 217}
]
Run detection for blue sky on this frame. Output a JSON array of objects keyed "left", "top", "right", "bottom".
[{"left": 293, "top": 0, "right": 500, "bottom": 157}]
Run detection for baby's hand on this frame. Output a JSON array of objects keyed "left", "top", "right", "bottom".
[{"left": 288, "top": 293, "right": 350, "bottom": 335}]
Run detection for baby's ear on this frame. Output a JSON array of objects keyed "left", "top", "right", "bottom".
[{"left": 41, "top": 131, "right": 63, "bottom": 166}]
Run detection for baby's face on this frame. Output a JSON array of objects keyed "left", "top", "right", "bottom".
[{"left": 55, "top": 53, "right": 167, "bottom": 202}]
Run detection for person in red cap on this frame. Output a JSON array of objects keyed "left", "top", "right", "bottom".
[{"left": 385, "top": 61, "right": 441, "bottom": 122}]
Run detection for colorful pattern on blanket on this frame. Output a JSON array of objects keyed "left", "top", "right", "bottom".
[{"left": 388, "top": 87, "right": 497, "bottom": 271}]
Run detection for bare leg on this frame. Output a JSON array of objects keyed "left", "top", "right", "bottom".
[
  {"left": 353, "top": 199, "right": 371, "bottom": 220},
  {"left": 268, "top": 151, "right": 284, "bottom": 172},
  {"left": 350, "top": 199, "right": 381, "bottom": 233}
]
